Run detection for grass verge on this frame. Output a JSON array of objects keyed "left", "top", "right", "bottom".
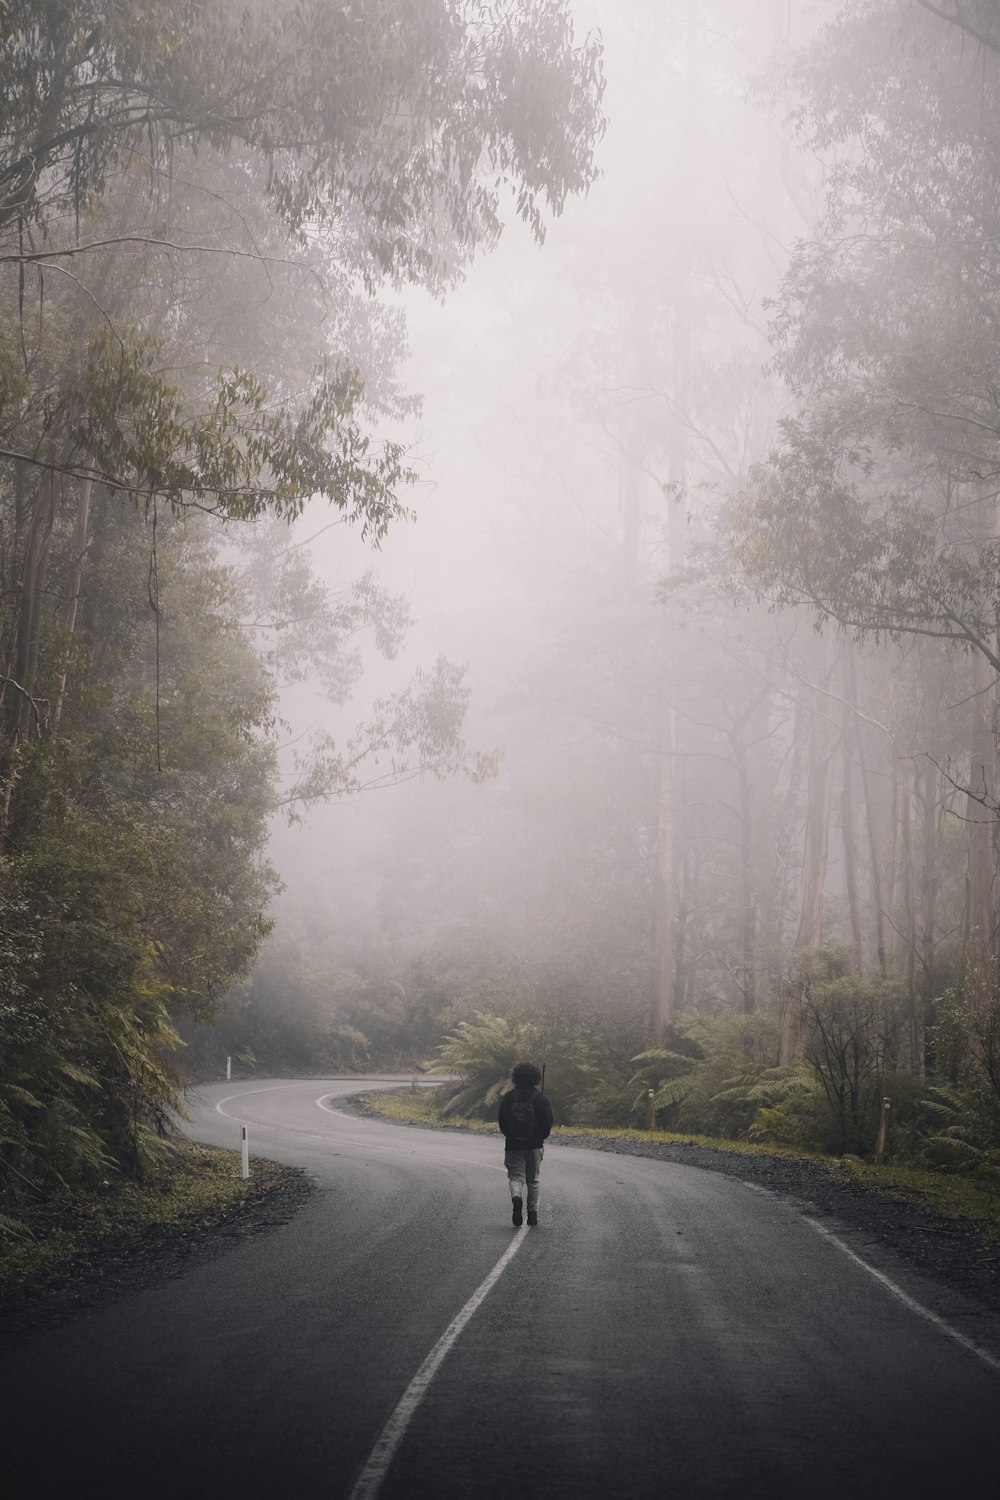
[
  {"left": 0, "top": 1139, "right": 284, "bottom": 1290},
  {"left": 359, "top": 1088, "right": 1000, "bottom": 1240}
]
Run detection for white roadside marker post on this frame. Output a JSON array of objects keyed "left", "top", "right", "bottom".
[
  {"left": 226, "top": 1056, "right": 232, "bottom": 1081},
  {"left": 241, "top": 1124, "right": 250, "bottom": 1180}
]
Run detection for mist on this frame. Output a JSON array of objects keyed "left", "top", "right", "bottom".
[
  {"left": 202, "top": 0, "right": 812, "bottom": 1076},
  {"left": 169, "top": 1, "right": 1000, "bottom": 1154},
  {"left": 6, "top": 6, "right": 1000, "bottom": 1496},
  {"left": 4, "top": 0, "right": 1000, "bottom": 1212}
]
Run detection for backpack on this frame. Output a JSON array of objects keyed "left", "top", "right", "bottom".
[{"left": 507, "top": 1089, "right": 537, "bottom": 1145}]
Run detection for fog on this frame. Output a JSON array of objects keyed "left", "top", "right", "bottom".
[
  {"left": 219, "top": 2, "right": 801, "bottom": 1077},
  {"left": 7, "top": 4, "right": 1000, "bottom": 1422},
  {"left": 7, "top": 12, "right": 1000, "bottom": 1490},
  {"left": 0, "top": 0, "right": 977, "bottom": 1146},
  {"left": 119, "top": 1, "right": 997, "bottom": 1147}
]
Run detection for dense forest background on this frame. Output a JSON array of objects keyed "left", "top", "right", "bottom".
[{"left": 5, "top": 0, "right": 1000, "bottom": 1217}]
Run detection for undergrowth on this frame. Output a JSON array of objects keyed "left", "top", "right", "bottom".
[{"left": 0, "top": 1140, "right": 267, "bottom": 1287}]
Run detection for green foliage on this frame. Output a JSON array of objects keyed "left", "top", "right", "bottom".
[
  {"left": 286, "top": 657, "right": 501, "bottom": 811},
  {"left": 1, "top": 1, "right": 605, "bottom": 517},
  {"left": 712, "top": 1065, "right": 818, "bottom": 1143},
  {"left": 802, "top": 970, "right": 908, "bottom": 1154},
  {"left": 433, "top": 1011, "right": 597, "bottom": 1122},
  {"left": 0, "top": 506, "right": 277, "bottom": 1204},
  {"left": 732, "top": 1, "right": 1000, "bottom": 671},
  {"left": 0, "top": 1142, "right": 277, "bottom": 1280},
  {"left": 367, "top": 972, "right": 1000, "bottom": 1174},
  {"left": 0, "top": 2, "right": 605, "bottom": 1212},
  {"left": 625, "top": 1047, "right": 702, "bottom": 1126}
]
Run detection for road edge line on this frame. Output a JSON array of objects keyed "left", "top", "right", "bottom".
[
  {"left": 804, "top": 1215, "right": 1000, "bottom": 1378},
  {"left": 348, "top": 1230, "right": 529, "bottom": 1500}
]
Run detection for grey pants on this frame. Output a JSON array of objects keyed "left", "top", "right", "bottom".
[{"left": 505, "top": 1147, "right": 543, "bottom": 1211}]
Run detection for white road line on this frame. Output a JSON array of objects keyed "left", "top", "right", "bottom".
[
  {"left": 212, "top": 1087, "right": 506, "bottom": 1175},
  {"left": 215, "top": 1083, "right": 307, "bottom": 1114},
  {"left": 214, "top": 1081, "right": 420, "bottom": 1117},
  {"left": 315, "top": 1096, "right": 507, "bottom": 1172},
  {"left": 348, "top": 1229, "right": 529, "bottom": 1500},
  {"left": 804, "top": 1216, "right": 1000, "bottom": 1377}
]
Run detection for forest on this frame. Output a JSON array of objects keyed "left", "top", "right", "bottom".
[{"left": 4, "top": 0, "right": 1000, "bottom": 1227}]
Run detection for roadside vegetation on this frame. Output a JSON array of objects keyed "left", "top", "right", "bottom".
[
  {"left": 0, "top": 1141, "right": 286, "bottom": 1289},
  {"left": 0, "top": 3, "right": 604, "bottom": 1243},
  {"left": 355, "top": 982, "right": 1000, "bottom": 1239}
]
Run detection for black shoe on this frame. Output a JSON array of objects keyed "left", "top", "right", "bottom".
[
  {"left": 527, "top": 1210, "right": 538, "bottom": 1226},
  {"left": 512, "top": 1197, "right": 523, "bottom": 1226}
]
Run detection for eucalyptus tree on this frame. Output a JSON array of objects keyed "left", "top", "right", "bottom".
[
  {"left": 727, "top": 0, "right": 1000, "bottom": 1067},
  {"left": 0, "top": 0, "right": 606, "bottom": 1205}
]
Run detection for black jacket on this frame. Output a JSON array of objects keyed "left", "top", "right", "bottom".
[{"left": 498, "top": 1085, "right": 553, "bottom": 1151}]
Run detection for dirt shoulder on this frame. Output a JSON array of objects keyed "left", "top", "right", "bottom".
[{"left": 0, "top": 1148, "right": 315, "bottom": 1345}]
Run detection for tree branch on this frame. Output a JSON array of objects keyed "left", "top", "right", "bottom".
[
  {"left": 0, "top": 236, "right": 329, "bottom": 296},
  {"left": 911, "top": 0, "right": 1000, "bottom": 53},
  {"left": 0, "top": 675, "right": 50, "bottom": 730}
]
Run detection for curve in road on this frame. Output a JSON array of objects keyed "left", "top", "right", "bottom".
[{"left": 2, "top": 1077, "right": 997, "bottom": 1500}]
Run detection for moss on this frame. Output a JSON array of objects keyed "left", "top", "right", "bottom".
[
  {"left": 828, "top": 1157, "right": 1000, "bottom": 1238},
  {"left": 361, "top": 1088, "right": 496, "bottom": 1130}
]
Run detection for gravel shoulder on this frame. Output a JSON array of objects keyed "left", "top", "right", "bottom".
[{"left": 0, "top": 1157, "right": 315, "bottom": 1345}]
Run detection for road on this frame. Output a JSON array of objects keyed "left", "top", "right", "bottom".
[{"left": 2, "top": 1077, "right": 997, "bottom": 1499}]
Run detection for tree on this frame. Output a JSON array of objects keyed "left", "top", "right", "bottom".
[
  {"left": 1, "top": 0, "right": 606, "bottom": 726},
  {"left": 729, "top": 0, "right": 1000, "bottom": 1006},
  {"left": 0, "top": 1, "right": 606, "bottom": 1208},
  {"left": 0, "top": 503, "right": 277, "bottom": 1195}
]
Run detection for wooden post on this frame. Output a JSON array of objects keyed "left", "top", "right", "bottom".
[
  {"left": 648, "top": 1088, "right": 656, "bottom": 1132},
  {"left": 241, "top": 1124, "right": 249, "bottom": 1180},
  {"left": 875, "top": 1097, "right": 891, "bottom": 1164}
]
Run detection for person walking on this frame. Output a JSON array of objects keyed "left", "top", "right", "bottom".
[{"left": 498, "top": 1061, "right": 553, "bottom": 1227}]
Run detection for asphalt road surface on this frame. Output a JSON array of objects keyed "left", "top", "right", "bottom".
[{"left": 3, "top": 1077, "right": 998, "bottom": 1499}]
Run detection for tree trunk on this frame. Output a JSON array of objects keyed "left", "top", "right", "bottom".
[
  {"left": 964, "top": 648, "right": 996, "bottom": 1008},
  {"left": 794, "top": 679, "right": 832, "bottom": 952},
  {"left": 898, "top": 758, "right": 920, "bottom": 1072},
  {"left": 736, "top": 734, "right": 758, "bottom": 1012},
  {"left": 652, "top": 0, "right": 697, "bottom": 1043},
  {"left": 653, "top": 679, "right": 676, "bottom": 1045},
  {"left": 52, "top": 475, "right": 94, "bottom": 730},
  {"left": 6, "top": 472, "right": 56, "bottom": 742},
  {"left": 840, "top": 689, "right": 864, "bottom": 970},
  {"left": 919, "top": 756, "right": 938, "bottom": 1017}
]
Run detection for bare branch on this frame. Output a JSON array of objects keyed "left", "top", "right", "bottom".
[
  {"left": 0, "top": 675, "right": 50, "bottom": 731},
  {"left": 911, "top": 0, "right": 1000, "bottom": 53},
  {"left": 0, "top": 236, "right": 330, "bottom": 298}
]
